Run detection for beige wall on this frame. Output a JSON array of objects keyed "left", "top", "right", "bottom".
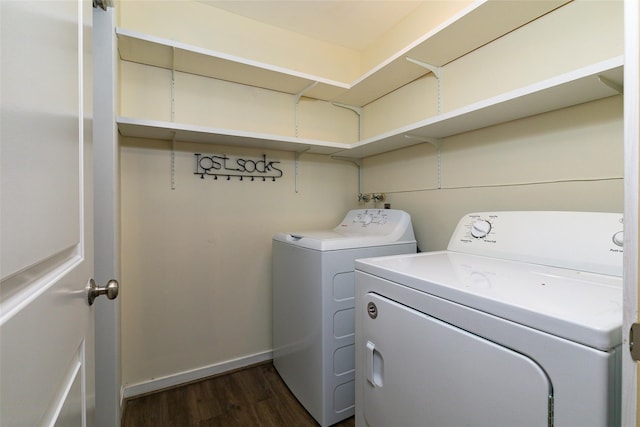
[
  {"left": 362, "top": 0, "right": 624, "bottom": 138},
  {"left": 359, "top": 0, "right": 472, "bottom": 72},
  {"left": 359, "top": 0, "right": 624, "bottom": 251},
  {"left": 362, "top": 96, "right": 624, "bottom": 251},
  {"left": 117, "top": 0, "right": 361, "bottom": 83},
  {"left": 117, "top": 0, "right": 475, "bottom": 85},
  {"left": 118, "top": 0, "right": 625, "bottom": 392},
  {"left": 440, "top": 0, "right": 623, "bottom": 112},
  {"left": 119, "top": 62, "right": 359, "bottom": 143},
  {"left": 120, "top": 139, "right": 358, "bottom": 386}
]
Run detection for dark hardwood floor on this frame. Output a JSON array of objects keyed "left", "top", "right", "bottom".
[{"left": 122, "top": 362, "right": 356, "bottom": 427}]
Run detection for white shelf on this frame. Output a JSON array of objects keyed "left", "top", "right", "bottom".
[
  {"left": 117, "top": 57, "right": 624, "bottom": 158},
  {"left": 116, "top": 117, "right": 350, "bottom": 155},
  {"left": 116, "top": 27, "right": 349, "bottom": 102},
  {"left": 116, "top": 0, "right": 569, "bottom": 107},
  {"left": 330, "top": 0, "right": 571, "bottom": 106},
  {"left": 116, "top": 0, "right": 622, "bottom": 158},
  {"left": 334, "top": 56, "right": 624, "bottom": 158}
]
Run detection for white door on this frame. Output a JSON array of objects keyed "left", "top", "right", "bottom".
[
  {"left": 1, "top": 0, "right": 104, "bottom": 425},
  {"left": 623, "top": 0, "right": 640, "bottom": 425}
]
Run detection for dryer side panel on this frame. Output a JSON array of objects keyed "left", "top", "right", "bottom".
[{"left": 359, "top": 292, "right": 552, "bottom": 427}]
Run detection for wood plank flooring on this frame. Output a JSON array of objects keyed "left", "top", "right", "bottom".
[{"left": 122, "top": 362, "right": 356, "bottom": 427}]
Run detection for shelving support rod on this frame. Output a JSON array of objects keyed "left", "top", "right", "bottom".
[
  {"left": 406, "top": 57, "right": 442, "bottom": 113},
  {"left": 170, "top": 48, "right": 177, "bottom": 190},
  {"left": 294, "top": 82, "right": 318, "bottom": 137},
  {"left": 405, "top": 134, "right": 442, "bottom": 189},
  {"left": 332, "top": 102, "right": 363, "bottom": 140},
  {"left": 598, "top": 75, "right": 623, "bottom": 94},
  {"left": 331, "top": 156, "right": 363, "bottom": 194},
  {"left": 295, "top": 147, "right": 310, "bottom": 193},
  {"left": 171, "top": 46, "right": 176, "bottom": 122},
  {"left": 171, "top": 132, "right": 176, "bottom": 190}
]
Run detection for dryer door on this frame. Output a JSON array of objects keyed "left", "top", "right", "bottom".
[{"left": 360, "top": 292, "right": 552, "bottom": 427}]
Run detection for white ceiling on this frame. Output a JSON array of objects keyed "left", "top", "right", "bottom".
[{"left": 197, "top": 1, "right": 426, "bottom": 51}]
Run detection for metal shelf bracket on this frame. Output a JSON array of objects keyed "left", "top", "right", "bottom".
[
  {"left": 332, "top": 102, "right": 363, "bottom": 140},
  {"left": 331, "top": 156, "right": 363, "bottom": 194},
  {"left": 406, "top": 57, "right": 443, "bottom": 112},
  {"left": 294, "top": 82, "right": 319, "bottom": 137},
  {"left": 406, "top": 57, "right": 442, "bottom": 79},
  {"left": 598, "top": 75, "right": 623, "bottom": 95}
]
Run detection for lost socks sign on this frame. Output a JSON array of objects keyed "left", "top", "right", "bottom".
[{"left": 194, "top": 153, "right": 283, "bottom": 182}]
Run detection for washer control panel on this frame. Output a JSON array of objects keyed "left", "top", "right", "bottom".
[
  {"left": 335, "top": 209, "right": 411, "bottom": 236},
  {"left": 448, "top": 211, "right": 623, "bottom": 276},
  {"left": 274, "top": 209, "right": 416, "bottom": 251},
  {"left": 351, "top": 211, "right": 387, "bottom": 226}
]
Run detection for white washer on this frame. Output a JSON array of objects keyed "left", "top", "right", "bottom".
[
  {"left": 273, "top": 209, "right": 416, "bottom": 427},
  {"left": 354, "top": 211, "right": 623, "bottom": 427}
]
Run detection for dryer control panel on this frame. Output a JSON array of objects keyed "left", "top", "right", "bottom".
[{"left": 447, "top": 211, "right": 624, "bottom": 276}]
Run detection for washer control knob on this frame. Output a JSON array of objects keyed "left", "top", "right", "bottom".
[
  {"left": 362, "top": 214, "right": 373, "bottom": 225},
  {"left": 613, "top": 231, "right": 624, "bottom": 247},
  {"left": 471, "top": 220, "right": 492, "bottom": 239}
]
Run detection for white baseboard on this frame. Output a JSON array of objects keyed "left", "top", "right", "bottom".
[{"left": 121, "top": 350, "right": 273, "bottom": 400}]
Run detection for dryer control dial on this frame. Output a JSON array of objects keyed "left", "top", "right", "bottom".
[{"left": 471, "top": 220, "right": 492, "bottom": 239}]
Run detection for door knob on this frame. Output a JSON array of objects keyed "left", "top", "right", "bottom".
[{"left": 88, "top": 279, "right": 119, "bottom": 305}]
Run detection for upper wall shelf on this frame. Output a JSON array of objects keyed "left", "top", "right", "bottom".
[
  {"left": 116, "top": 0, "right": 569, "bottom": 107},
  {"left": 116, "top": 117, "right": 350, "bottom": 155},
  {"left": 117, "top": 56, "right": 623, "bottom": 158},
  {"left": 116, "top": 27, "right": 349, "bottom": 103},
  {"left": 330, "top": 0, "right": 571, "bottom": 106},
  {"left": 334, "top": 56, "right": 624, "bottom": 158},
  {"left": 116, "top": 1, "right": 622, "bottom": 159}
]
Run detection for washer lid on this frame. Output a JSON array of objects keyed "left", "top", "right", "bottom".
[
  {"left": 356, "top": 251, "right": 622, "bottom": 351},
  {"left": 273, "top": 209, "right": 416, "bottom": 250},
  {"left": 272, "top": 231, "right": 415, "bottom": 251}
]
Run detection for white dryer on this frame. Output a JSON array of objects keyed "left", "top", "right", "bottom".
[
  {"left": 273, "top": 209, "right": 416, "bottom": 427},
  {"left": 355, "top": 211, "right": 623, "bottom": 427}
]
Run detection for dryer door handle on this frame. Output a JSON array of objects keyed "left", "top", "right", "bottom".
[{"left": 366, "top": 341, "right": 384, "bottom": 388}]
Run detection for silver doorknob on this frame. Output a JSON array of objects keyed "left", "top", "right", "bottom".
[{"left": 88, "top": 278, "right": 119, "bottom": 305}]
